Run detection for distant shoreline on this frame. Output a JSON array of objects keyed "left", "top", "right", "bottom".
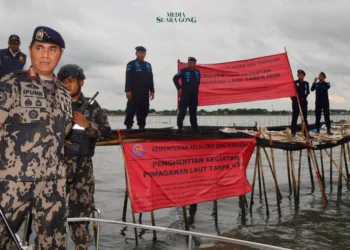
[{"left": 106, "top": 113, "right": 350, "bottom": 117}]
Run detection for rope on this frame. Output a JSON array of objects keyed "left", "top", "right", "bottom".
[{"left": 288, "top": 52, "right": 350, "bottom": 103}]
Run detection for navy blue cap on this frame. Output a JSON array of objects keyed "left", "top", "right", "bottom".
[
  {"left": 31, "top": 26, "right": 65, "bottom": 49},
  {"left": 188, "top": 57, "right": 196, "bottom": 62},
  {"left": 9, "top": 35, "right": 20, "bottom": 41},
  {"left": 319, "top": 72, "right": 326, "bottom": 78},
  {"left": 297, "top": 69, "right": 305, "bottom": 75},
  {"left": 135, "top": 46, "right": 146, "bottom": 52}
]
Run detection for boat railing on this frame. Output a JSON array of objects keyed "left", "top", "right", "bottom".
[
  {"left": 19, "top": 213, "right": 291, "bottom": 250},
  {"left": 67, "top": 217, "right": 292, "bottom": 250}
]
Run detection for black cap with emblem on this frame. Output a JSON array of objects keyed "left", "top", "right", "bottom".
[
  {"left": 9, "top": 34, "right": 20, "bottom": 44},
  {"left": 31, "top": 26, "right": 65, "bottom": 49}
]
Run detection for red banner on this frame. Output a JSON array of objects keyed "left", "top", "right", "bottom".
[
  {"left": 123, "top": 138, "right": 256, "bottom": 213},
  {"left": 178, "top": 53, "right": 296, "bottom": 106}
]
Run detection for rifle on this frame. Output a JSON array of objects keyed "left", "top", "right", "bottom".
[
  {"left": 66, "top": 92, "right": 100, "bottom": 153},
  {"left": 0, "top": 205, "right": 22, "bottom": 250},
  {"left": 78, "top": 91, "right": 99, "bottom": 113}
]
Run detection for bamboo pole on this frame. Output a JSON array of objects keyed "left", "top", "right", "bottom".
[
  {"left": 289, "top": 151, "right": 298, "bottom": 209},
  {"left": 262, "top": 147, "right": 281, "bottom": 214},
  {"left": 117, "top": 129, "right": 138, "bottom": 245},
  {"left": 338, "top": 145, "right": 344, "bottom": 199},
  {"left": 312, "top": 150, "right": 323, "bottom": 187},
  {"left": 213, "top": 200, "right": 218, "bottom": 227},
  {"left": 239, "top": 195, "right": 246, "bottom": 220},
  {"left": 183, "top": 206, "right": 189, "bottom": 231},
  {"left": 297, "top": 150, "right": 302, "bottom": 205},
  {"left": 330, "top": 148, "right": 333, "bottom": 192},
  {"left": 324, "top": 149, "right": 349, "bottom": 183},
  {"left": 268, "top": 134, "right": 282, "bottom": 201},
  {"left": 138, "top": 213, "right": 142, "bottom": 224},
  {"left": 286, "top": 151, "right": 293, "bottom": 197},
  {"left": 307, "top": 153, "right": 315, "bottom": 193},
  {"left": 308, "top": 149, "right": 328, "bottom": 205},
  {"left": 258, "top": 147, "right": 269, "bottom": 217},
  {"left": 249, "top": 149, "right": 259, "bottom": 214},
  {"left": 343, "top": 144, "right": 350, "bottom": 180},
  {"left": 96, "top": 138, "right": 147, "bottom": 146},
  {"left": 151, "top": 211, "right": 157, "bottom": 241},
  {"left": 320, "top": 150, "right": 325, "bottom": 189},
  {"left": 122, "top": 190, "right": 128, "bottom": 222},
  {"left": 347, "top": 143, "right": 350, "bottom": 178},
  {"left": 257, "top": 149, "right": 263, "bottom": 203}
]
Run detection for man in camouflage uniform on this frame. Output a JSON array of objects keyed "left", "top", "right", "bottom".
[
  {"left": 58, "top": 64, "right": 111, "bottom": 250},
  {"left": 0, "top": 26, "right": 72, "bottom": 249}
]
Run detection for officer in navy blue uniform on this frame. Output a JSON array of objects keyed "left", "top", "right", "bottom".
[
  {"left": 311, "top": 72, "right": 333, "bottom": 135},
  {"left": 291, "top": 69, "right": 309, "bottom": 136},
  {"left": 173, "top": 57, "right": 201, "bottom": 130},
  {"left": 124, "top": 46, "right": 155, "bottom": 129},
  {"left": 0, "top": 35, "right": 27, "bottom": 78}
]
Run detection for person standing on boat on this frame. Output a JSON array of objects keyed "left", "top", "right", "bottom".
[
  {"left": 124, "top": 46, "right": 155, "bottom": 129},
  {"left": 311, "top": 72, "right": 333, "bottom": 135},
  {"left": 58, "top": 64, "right": 111, "bottom": 250},
  {"left": 0, "top": 26, "right": 72, "bottom": 250},
  {"left": 173, "top": 56, "right": 201, "bottom": 131},
  {"left": 291, "top": 69, "right": 309, "bottom": 136},
  {"left": 0, "top": 35, "right": 27, "bottom": 78}
]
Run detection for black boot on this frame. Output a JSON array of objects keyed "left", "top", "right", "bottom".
[
  {"left": 316, "top": 129, "right": 320, "bottom": 134},
  {"left": 126, "top": 126, "right": 132, "bottom": 129},
  {"left": 327, "top": 129, "right": 333, "bottom": 135}
]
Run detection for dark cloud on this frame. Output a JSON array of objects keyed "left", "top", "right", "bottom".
[{"left": 1, "top": 0, "right": 349, "bottom": 111}]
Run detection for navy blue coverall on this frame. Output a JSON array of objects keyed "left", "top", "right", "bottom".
[
  {"left": 0, "top": 48, "right": 26, "bottom": 78},
  {"left": 124, "top": 59, "right": 154, "bottom": 128},
  {"left": 291, "top": 79, "right": 310, "bottom": 134},
  {"left": 311, "top": 81, "right": 331, "bottom": 130},
  {"left": 173, "top": 68, "right": 201, "bottom": 129}
]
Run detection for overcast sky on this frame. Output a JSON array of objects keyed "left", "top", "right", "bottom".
[{"left": 1, "top": 0, "right": 350, "bottom": 111}]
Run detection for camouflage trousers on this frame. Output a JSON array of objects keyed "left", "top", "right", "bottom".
[
  {"left": 0, "top": 179, "right": 66, "bottom": 250},
  {"left": 66, "top": 156, "right": 95, "bottom": 246}
]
